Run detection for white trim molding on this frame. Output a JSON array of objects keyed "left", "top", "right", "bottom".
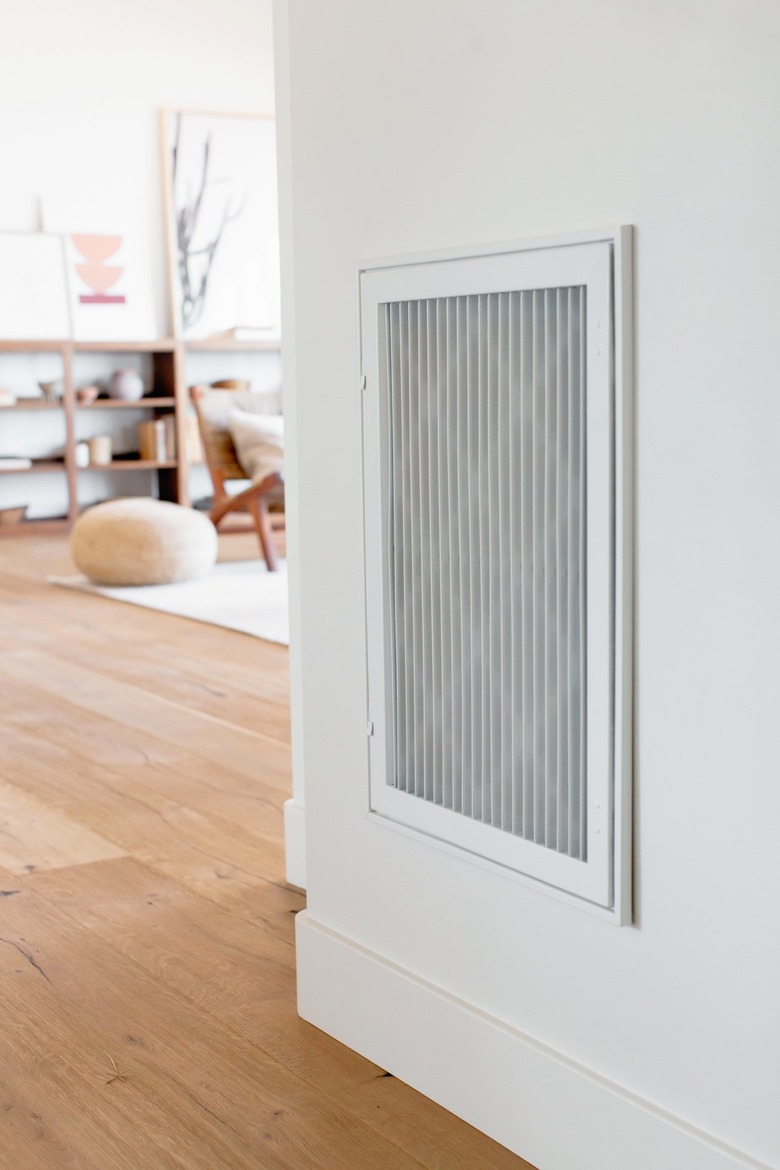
[
  {"left": 283, "top": 798, "right": 306, "bottom": 889},
  {"left": 297, "top": 912, "right": 772, "bottom": 1170}
]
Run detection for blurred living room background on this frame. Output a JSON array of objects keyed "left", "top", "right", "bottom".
[{"left": 0, "top": 0, "right": 280, "bottom": 533}]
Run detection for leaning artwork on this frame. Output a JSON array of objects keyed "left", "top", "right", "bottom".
[{"left": 160, "top": 109, "right": 280, "bottom": 341}]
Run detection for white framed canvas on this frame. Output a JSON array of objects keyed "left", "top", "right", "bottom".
[
  {"left": 160, "top": 109, "right": 280, "bottom": 340},
  {"left": 0, "top": 233, "right": 71, "bottom": 340},
  {"left": 41, "top": 197, "right": 156, "bottom": 341}
]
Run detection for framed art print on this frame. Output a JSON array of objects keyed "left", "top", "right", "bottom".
[
  {"left": 0, "top": 233, "right": 71, "bottom": 340},
  {"left": 160, "top": 109, "right": 280, "bottom": 341},
  {"left": 41, "top": 197, "right": 156, "bottom": 341}
]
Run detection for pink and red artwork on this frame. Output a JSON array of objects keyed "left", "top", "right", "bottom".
[
  {"left": 71, "top": 234, "right": 126, "bottom": 305},
  {"left": 42, "top": 196, "right": 156, "bottom": 339}
]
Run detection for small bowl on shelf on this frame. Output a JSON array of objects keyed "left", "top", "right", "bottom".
[
  {"left": 38, "top": 379, "right": 65, "bottom": 403},
  {"left": 0, "top": 504, "right": 28, "bottom": 527},
  {"left": 76, "top": 385, "right": 100, "bottom": 405}
]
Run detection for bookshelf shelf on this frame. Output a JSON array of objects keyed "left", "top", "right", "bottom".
[
  {"left": 73, "top": 339, "right": 178, "bottom": 353},
  {"left": 84, "top": 459, "right": 178, "bottom": 471},
  {"left": 0, "top": 459, "right": 66, "bottom": 475},
  {"left": 0, "top": 340, "right": 69, "bottom": 354},
  {"left": 0, "top": 400, "right": 64, "bottom": 411},
  {"left": 77, "top": 397, "right": 177, "bottom": 410}
]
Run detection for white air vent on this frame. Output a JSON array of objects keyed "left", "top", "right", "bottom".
[{"left": 360, "top": 230, "right": 632, "bottom": 921}]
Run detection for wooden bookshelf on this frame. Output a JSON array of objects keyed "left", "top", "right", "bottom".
[
  {"left": 0, "top": 335, "right": 281, "bottom": 533},
  {"left": 0, "top": 339, "right": 191, "bottom": 531}
]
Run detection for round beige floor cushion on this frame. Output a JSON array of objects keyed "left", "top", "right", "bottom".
[{"left": 71, "top": 498, "right": 218, "bottom": 586}]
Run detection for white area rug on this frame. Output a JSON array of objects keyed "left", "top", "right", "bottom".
[{"left": 51, "top": 560, "right": 289, "bottom": 645}]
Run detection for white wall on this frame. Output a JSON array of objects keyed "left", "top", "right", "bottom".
[{"left": 278, "top": 1, "right": 780, "bottom": 1167}]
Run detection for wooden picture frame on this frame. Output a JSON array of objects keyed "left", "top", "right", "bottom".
[{"left": 159, "top": 108, "right": 280, "bottom": 343}]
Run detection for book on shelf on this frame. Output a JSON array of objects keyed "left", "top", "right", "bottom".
[
  {"left": 136, "top": 416, "right": 201, "bottom": 463},
  {"left": 138, "top": 419, "right": 169, "bottom": 462},
  {"left": 184, "top": 414, "right": 202, "bottom": 462},
  {"left": 164, "top": 415, "right": 177, "bottom": 460}
]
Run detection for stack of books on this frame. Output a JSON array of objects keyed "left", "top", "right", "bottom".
[{"left": 137, "top": 416, "right": 202, "bottom": 463}]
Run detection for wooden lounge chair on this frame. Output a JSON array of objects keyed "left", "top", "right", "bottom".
[{"left": 190, "top": 383, "right": 285, "bottom": 571}]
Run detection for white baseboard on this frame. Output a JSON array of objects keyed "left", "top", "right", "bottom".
[
  {"left": 296, "top": 912, "right": 771, "bottom": 1170},
  {"left": 283, "top": 799, "right": 306, "bottom": 889}
]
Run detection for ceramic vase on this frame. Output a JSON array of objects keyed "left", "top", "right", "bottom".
[{"left": 108, "top": 369, "right": 144, "bottom": 402}]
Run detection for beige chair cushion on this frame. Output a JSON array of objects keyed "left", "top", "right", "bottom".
[
  {"left": 196, "top": 386, "right": 282, "bottom": 430},
  {"left": 71, "top": 498, "right": 218, "bottom": 586},
  {"left": 228, "top": 409, "right": 285, "bottom": 484},
  {"left": 193, "top": 386, "right": 282, "bottom": 482}
]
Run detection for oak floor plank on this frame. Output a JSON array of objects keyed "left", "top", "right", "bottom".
[
  {"left": 0, "top": 882, "right": 432, "bottom": 1170},
  {"left": 0, "top": 700, "right": 286, "bottom": 835},
  {"left": 26, "top": 857, "right": 296, "bottom": 1016},
  {"left": 0, "top": 779, "right": 125, "bottom": 874},
  {"left": 0, "top": 1075, "right": 98, "bottom": 1170},
  {"left": 0, "top": 534, "right": 535, "bottom": 1170},
  {"left": 0, "top": 719, "right": 297, "bottom": 933},
  {"left": 0, "top": 649, "right": 291, "bottom": 786},
  {"left": 0, "top": 603, "right": 291, "bottom": 742},
  {"left": 25, "top": 858, "right": 529, "bottom": 1169}
]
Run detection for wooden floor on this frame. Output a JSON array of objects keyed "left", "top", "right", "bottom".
[{"left": 0, "top": 534, "right": 534, "bottom": 1170}]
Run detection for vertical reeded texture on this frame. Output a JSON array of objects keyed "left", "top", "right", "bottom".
[{"left": 384, "top": 288, "right": 586, "bottom": 859}]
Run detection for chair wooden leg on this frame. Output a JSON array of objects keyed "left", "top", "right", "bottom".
[
  {"left": 249, "top": 495, "right": 279, "bottom": 571},
  {"left": 208, "top": 480, "right": 234, "bottom": 527}
]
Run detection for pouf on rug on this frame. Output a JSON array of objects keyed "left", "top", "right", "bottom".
[{"left": 71, "top": 498, "right": 218, "bottom": 586}]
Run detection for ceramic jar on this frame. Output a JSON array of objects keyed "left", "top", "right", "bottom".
[
  {"left": 108, "top": 369, "right": 144, "bottom": 402},
  {"left": 88, "top": 435, "right": 112, "bottom": 466}
]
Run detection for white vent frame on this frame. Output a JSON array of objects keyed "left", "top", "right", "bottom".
[{"left": 360, "top": 228, "right": 633, "bottom": 923}]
